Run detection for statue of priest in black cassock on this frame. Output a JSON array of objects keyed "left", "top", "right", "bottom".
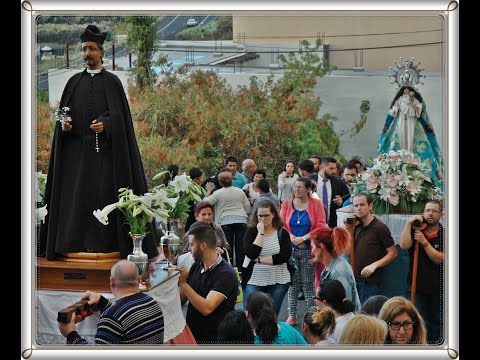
[{"left": 39, "top": 25, "right": 158, "bottom": 261}]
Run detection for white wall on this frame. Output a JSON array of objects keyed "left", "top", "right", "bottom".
[
  {"left": 48, "top": 69, "right": 130, "bottom": 108},
  {"left": 315, "top": 73, "right": 443, "bottom": 161}
]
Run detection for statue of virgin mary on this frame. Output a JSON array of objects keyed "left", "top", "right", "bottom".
[{"left": 376, "top": 58, "right": 443, "bottom": 189}]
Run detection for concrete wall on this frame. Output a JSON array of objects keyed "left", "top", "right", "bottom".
[{"left": 48, "top": 69, "right": 443, "bottom": 162}]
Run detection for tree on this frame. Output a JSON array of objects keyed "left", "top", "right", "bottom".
[
  {"left": 129, "top": 51, "right": 338, "bottom": 188},
  {"left": 125, "top": 16, "right": 159, "bottom": 89}
]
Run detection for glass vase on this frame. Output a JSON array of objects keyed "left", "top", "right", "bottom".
[{"left": 127, "top": 233, "right": 148, "bottom": 275}]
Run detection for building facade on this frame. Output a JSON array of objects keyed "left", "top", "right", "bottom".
[{"left": 232, "top": 15, "right": 443, "bottom": 71}]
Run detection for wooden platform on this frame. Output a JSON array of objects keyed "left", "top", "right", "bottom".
[{"left": 37, "top": 257, "right": 119, "bottom": 292}]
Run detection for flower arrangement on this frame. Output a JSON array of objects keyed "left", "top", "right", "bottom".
[
  {"left": 54, "top": 106, "right": 71, "bottom": 126},
  {"left": 93, "top": 187, "right": 173, "bottom": 234},
  {"left": 92, "top": 171, "right": 205, "bottom": 234},
  {"left": 151, "top": 171, "right": 205, "bottom": 223},
  {"left": 352, "top": 150, "right": 442, "bottom": 214}
]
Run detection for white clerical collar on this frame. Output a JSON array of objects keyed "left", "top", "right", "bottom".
[{"left": 86, "top": 68, "right": 102, "bottom": 76}]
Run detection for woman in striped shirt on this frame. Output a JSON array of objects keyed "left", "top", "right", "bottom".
[{"left": 242, "top": 200, "right": 292, "bottom": 315}]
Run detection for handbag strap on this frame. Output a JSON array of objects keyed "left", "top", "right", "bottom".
[{"left": 224, "top": 248, "right": 232, "bottom": 266}]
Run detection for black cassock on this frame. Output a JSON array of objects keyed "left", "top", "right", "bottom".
[{"left": 40, "top": 68, "right": 158, "bottom": 260}]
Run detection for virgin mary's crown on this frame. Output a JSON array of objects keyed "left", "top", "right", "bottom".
[{"left": 389, "top": 57, "right": 425, "bottom": 89}]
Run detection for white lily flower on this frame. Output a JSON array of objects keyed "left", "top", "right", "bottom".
[
  {"left": 170, "top": 173, "right": 191, "bottom": 193},
  {"left": 36, "top": 204, "right": 48, "bottom": 223},
  {"left": 93, "top": 209, "right": 109, "bottom": 225}
]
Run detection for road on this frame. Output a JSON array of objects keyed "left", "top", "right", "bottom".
[{"left": 157, "top": 15, "right": 213, "bottom": 40}]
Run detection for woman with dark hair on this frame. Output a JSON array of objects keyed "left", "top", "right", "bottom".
[
  {"left": 280, "top": 176, "right": 327, "bottom": 325},
  {"left": 242, "top": 168, "right": 269, "bottom": 205},
  {"left": 217, "top": 310, "right": 255, "bottom": 344},
  {"left": 311, "top": 227, "right": 361, "bottom": 313},
  {"left": 242, "top": 200, "right": 291, "bottom": 315},
  {"left": 313, "top": 279, "right": 355, "bottom": 342},
  {"left": 361, "top": 295, "right": 389, "bottom": 316},
  {"left": 162, "top": 164, "right": 179, "bottom": 185},
  {"left": 245, "top": 292, "right": 307, "bottom": 345},
  {"left": 378, "top": 296, "right": 427, "bottom": 344},
  {"left": 277, "top": 160, "right": 298, "bottom": 203},
  {"left": 377, "top": 85, "right": 443, "bottom": 188}
]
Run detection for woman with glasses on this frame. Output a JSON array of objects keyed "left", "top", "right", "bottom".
[
  {"left": 242, "top": 200, "right": 292, "bottom": 315},
  {"left": 280, "top": 177, "right": 327, "bottom": 325},
  {"left": 378, "top": 296, "right": 427, "bottom": 344},
  {"left": 311, "top": 227, "right": 361, "bottom": 313}
]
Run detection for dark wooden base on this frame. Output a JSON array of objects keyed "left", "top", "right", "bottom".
[{"left": 37, "top": 256, "right": 120, "bottom": 292}]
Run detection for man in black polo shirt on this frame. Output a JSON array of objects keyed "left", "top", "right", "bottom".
[
  {"left": 399, "top": 199, "right": 443, "bottom": 344},
  {"left": 178, "top": 222, "right": 237, "bottom": 343},
  {"left": 352, "top": 193, "right": 398, "bottom": 304}
]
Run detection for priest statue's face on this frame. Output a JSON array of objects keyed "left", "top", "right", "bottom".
[{"left": 82, "top": 41, "right": 104, "bottom": 69}]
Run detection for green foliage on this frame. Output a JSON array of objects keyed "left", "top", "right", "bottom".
[
  {"left": 36, "top": 18, "right": 119, "bottom": 43},
  {"left": 283, "top": 113, "right": 342, "bottom": 162},
  {"left": 37, "top": 16, "right": 118, "bottom": 25},
  {"left": 278, "top": 39, "right": 329, "bottom": 80},
  {"left": 338, "top": 99, "right": 371, "bottom": 138},
  {"left": 216, "top": 16, "right": 233, "bottom": 39},
  {"left": 36, "top": 24, "right": 85, "bottom": 43},
  {"left": 36, "top": 103, "right": 55, "bottom": 173},
  {"left": 37, "top": 90, "right": 49, "bottom": 104},
  {"left": 126, "top": 41, "right": 347, "bottom": 188},
  {"left": 130, "top": 59, "right": 340, "bottom": 188},
  {"left": 176, "top": 21, "right": 217, "bottom": 40},
  {"left": 125, "top": 16, "right": 159, "bottom": 89},
  {"left": 176, "top": 16, "right": 233, "bottom": 40}
]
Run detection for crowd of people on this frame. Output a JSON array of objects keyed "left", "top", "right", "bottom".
[{"left": 57, "top": 152, "right": 444, "bottom": 347}]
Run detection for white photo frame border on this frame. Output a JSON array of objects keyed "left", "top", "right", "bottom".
[{"left": 21, "top": 0, "right": 458, "bottom": 359}]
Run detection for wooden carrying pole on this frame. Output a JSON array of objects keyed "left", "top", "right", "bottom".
[
  {"left": 344, "top": 217, "right": 359, "bottom": 271},
  {"left": 410, "top": 242, "right": 419, "bottom": 304},
  {"left": 410, "top": 219, "right": 427, "bottom": 305}
]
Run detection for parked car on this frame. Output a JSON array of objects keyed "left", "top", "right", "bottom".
[{"left": 187, "top": 18, "right": 197, "bottom": 27}]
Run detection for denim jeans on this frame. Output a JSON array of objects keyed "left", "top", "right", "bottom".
[
  {"left": 243, "top": 283, "right": 290, "bottom": 315},
  {"left": 355, "top": 278, "right": 380, "bottom": 304}
]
